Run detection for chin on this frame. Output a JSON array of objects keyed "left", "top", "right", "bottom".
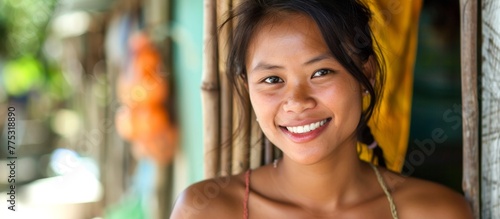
[{"left": 285, "top": 148, "right": 327, "bottom": 165}]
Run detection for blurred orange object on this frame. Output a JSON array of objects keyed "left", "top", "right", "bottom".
[
  {"left": 117, "top": 72, "right": 167, "bottom": 108},
  {"left": 115, "top": 106, "right": 136, "bottom": 141},
  {"left": 137, "top": 127, "right": 179, "bottom": 165},
  {"left": 114, "top": 32, "right": 178, "bottom": 165},
  {"left": 133, "top": 106, "right": 171, "bottom": 140},
  {"left": 115, "top": 105, "right": 172, "bottom": 138},
  {"left": 117, "top": 32, "right": 169, "bottom": 108}
]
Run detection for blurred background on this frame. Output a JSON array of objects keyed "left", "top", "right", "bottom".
[{"left": 0, "top": 0, "right": 462, "bottom": 218}]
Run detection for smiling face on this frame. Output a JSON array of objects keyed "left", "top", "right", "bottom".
[{"left": 246, "top": 13, "right": 366, "bottom": 165}]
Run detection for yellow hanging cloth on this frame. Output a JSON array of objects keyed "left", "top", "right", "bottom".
[{"left": 358, "top": 0, "right": 423, "bottom": 172}]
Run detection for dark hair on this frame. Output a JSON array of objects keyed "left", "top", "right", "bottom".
[{"left": 222, "top": 0, "right": 386, "bottom": 165}]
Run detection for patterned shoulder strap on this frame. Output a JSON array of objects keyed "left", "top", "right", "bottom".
[
  {"left": 243, "top": 169, "right": 251, "bottom": 219},
  {"left": 370, "top": 163, "right": 399, "bottom": 219}
]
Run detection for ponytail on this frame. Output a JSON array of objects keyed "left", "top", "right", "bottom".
[{"left": 359, "top": 125, "right": 386, "bottom": 168}]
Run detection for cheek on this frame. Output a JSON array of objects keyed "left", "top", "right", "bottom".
[
  {"left": 249, "top": 89, "right": 272, "bottom": 118},
  {"left": 249, "top": 89, "right": 280, "bottom": 131},
  {"left": 320, "top": 82, "right": 363, "bottom": 121}
]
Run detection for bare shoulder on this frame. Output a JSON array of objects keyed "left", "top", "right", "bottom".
[
  {"left": 170, "top": 172, "right": 246, "bottom": 219},
  {"left": 380, "top": 169, "right": 474, "bottom": 219}
]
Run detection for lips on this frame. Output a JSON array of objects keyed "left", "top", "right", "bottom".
[
  {"left": 279, "top": 118, "right": 332, "bottom": 143},
  {"left": 285, "top": 118, "right": 329, "bottom": 134}
]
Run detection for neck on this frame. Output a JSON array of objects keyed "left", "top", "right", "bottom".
[{"left": 272, "top": 142, "right": 371, "bottom": 212}]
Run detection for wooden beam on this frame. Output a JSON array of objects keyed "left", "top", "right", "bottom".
[
  {"left": 460, "top": 0, "right": 480, "bottom": 218},
  {"left": 202, "top": 0, "right": 220, "bottom": 179},
  {"left": 218, "top": 0, "right": 234, "bottom": 176}
]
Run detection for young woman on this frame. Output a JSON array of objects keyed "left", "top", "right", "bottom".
[{"left": 171, "top": 0, "right": 473, "bottom": 218}]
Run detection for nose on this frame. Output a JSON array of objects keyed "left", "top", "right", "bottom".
[{"left": 282, "top": 82, "right": 316, "bottom": 113}]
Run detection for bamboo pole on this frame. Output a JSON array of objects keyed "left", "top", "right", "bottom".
[
  {"left": 250, "top": 110, "right": 263, "bottom": 169},
  {"left": 202, "top": 0, "right": 221, "bottom": 179},
  {"left": 264, "top": 137, "right": 274, "bottom": 165},
  {"left": 459, "top": 0, "right": 480, "bottom": 218},
  {"left": 217, "top": 0, "right": 234, "bottom": 176},
  {"left": 481, "top": 1, "right": 500, "bottom": 218},
  {"left": 229, "top": 0, "right": 250, "bottom": 175},
  {"left": 231, "top": 83, "right": 250, "bottom": 174}
]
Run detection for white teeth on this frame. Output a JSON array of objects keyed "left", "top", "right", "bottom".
[{"left": 286, "top": 119, "right": 328, "bottom": 134}]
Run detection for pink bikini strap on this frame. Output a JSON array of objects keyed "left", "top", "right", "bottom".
[{"left": 243, "top": 169, "right": 251, "bottom": 219}]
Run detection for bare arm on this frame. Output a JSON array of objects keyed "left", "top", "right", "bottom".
[
  {"left": 170, "top": 177, "right": 242, "bottom": 219},
  {"left": 397, "top": 178, "right": 474, "bottom": 219}
]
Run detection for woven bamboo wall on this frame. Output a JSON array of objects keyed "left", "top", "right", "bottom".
[{"left": 202, "top": 0, "right": 277, "bottom": 178}]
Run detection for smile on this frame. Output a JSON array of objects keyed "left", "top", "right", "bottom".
[{"left": 285, "top": 118, "right": 330, "bottom": 134}]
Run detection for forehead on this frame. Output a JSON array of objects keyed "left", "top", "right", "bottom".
[
  {"left": 250, "top": 12, "right": 325, "bottom": 47},
  {"left": 246, "top": 12, "right": 331, "bottom": 68}
]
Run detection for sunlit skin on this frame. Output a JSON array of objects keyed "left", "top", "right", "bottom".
[
  {"left": 170, "top": 13, "right": 474, "bottom": 219},
  {"left": 246, "top": 13, "right": 364, "bottom": 166}
]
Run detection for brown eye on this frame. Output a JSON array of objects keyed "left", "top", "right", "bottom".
[
  {"left": 312, "top": 69, "right": 333, "bottom": 78},
  {"left": 263, "top": 76, "right": 284, "bottom": 84}
]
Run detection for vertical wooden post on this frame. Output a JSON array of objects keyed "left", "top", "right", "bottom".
[
  {"left": 202, "top": 0, "right": 220, "bottom": 179},
  {"left": 231, "top": 82, "right": 250, "bottom": 174},
  {"left": 481, "top": 1, "right": 500, "bottom": 218},
  {"left": 218, "top": 0, "right": 234, "bottom": 176},
  {"left": 460, "top": 0, "right": 480, "bottom": 218}
]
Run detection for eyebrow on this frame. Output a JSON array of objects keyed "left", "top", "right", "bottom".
[
  {"left": 250, "top": 53, "right": 334, "bottom": 73},
  {"left": 250, "top": 63, "right": 284, "bottom": 73},
  {"left": 303, "top": 53, "right": 334, "bottom": 65}
]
